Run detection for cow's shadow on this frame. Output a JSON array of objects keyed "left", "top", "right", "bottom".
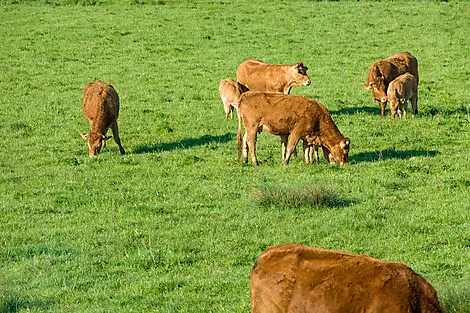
[
  {"left": 331, "top": 106, "right": 381, "bottom": 116},
  {"left": 133, "top": 133, "right": 234, "bottom": 154},
  {"left": 351, "top": 149, "right": 439, "bottom": 163}
]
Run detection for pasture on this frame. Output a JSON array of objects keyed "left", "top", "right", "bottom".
[{"left": 1, "top": 0, "right": 470, "bottom": 312}]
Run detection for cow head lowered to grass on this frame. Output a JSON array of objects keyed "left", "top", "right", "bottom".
[{"left": 237, "top": 92, "right": 349, "bottom": 166}]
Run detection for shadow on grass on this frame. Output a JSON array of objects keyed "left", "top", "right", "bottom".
[
  {"left": 351, "top": 149, "right": 439, "bottom": 163},
  {"left": 133, "top": 133, "right": 234, "bottom": 154},
  {"left": 1, "top": 298, "right": 55, "bottom": 313},
  {"left": 331, "top": 106, "right": 381, "bottom": 116}
]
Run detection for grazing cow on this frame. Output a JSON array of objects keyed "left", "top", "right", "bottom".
[
  {"left": 251, "top": 244, "right": 445, "bottom": 313},
  {"left": 364, "top": 52, "right": 419, "bottom": 117},
  {"left": 387, "top": 73, "right": 418, "bottom": 119},
  {"left": 80, "top": 80, "right": 125, "bottom": 157},
  {"left": 218, "top": 78, "right": 249, "bottom": 120},
  {"left": 237, "top": 92, "right": 350, "bottom": 166},
  {"left": 236, "top": 59, "right": 311, "bottom": 95}
]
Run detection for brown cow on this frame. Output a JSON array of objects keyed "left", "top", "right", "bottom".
[
  {"left": 387, "top": 73, "right": 418, "bottom": 119},
  {"left": 237, "top": 92, "right": 350, "bottom": 166},
  {"left": 80, "top": 80, "right": 125, "bottom": 157},
  {"left": 364, "top": 52, "right": 419, "bottom": 117},
  {"left": 251, "top": 244, "right": 445, "bottom": 313},
  {"left": 236, "top": 59, "right": 311, "bottom": 95},
  {"left": 218, "top": 78, "right": 249, "bottom": 120}
]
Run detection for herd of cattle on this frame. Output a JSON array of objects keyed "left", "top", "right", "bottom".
[{"left": 78, "top": 53, "right": 446, "bottom": 311}]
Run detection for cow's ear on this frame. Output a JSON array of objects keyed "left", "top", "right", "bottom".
[
  {"left": 80, "top": 132, "right": 88, "bottom": 139},
  {"left": 364, "top": 82, "right": 372, "bottom": 89},
  {"left": 340, "top": 138, "right": 350, "bottom": 149}
]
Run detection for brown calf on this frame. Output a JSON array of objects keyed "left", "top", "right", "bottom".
[
  {"left": 387, "top": 73, "right": 418, "bottom": 119},
  {"left": 236, "top": 59, "right": 311, "bottom": 95},
  {"left": 80, "top": 80, "right": 125, "bottom": 157},
  {"left": 251, "top": 244, "right": 445, "bottom": 313},
  {"left": 364, "top": 52, "right": 419, "bottom": 117},
  {"left": 237, "top": 92, "right": 349, "bottom": 166},
  {"left": 218, "top": 78, "right": 248, "bottom": 120}
]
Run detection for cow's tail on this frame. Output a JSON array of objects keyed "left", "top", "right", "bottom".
[{"left": 237, "top": 107, "right": 243, "bottom": 161}]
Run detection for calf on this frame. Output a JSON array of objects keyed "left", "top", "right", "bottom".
[
  {"left": 251, "top": 244, "right": 445, "bottom": 313},
  {"left": 218, "top": 78, "right": 248, "bottom": 120},
  {"left": 364, "top": 52, "right": 419, "bottom": 117},
  {"left": 237, "top": 92, "right": 349, "bottom": 166},
  {"left": 236, "top": 59, "right": 311, "bottom": 95},
  {"left": 80, "top": 80, "right": 125, "bottom": 157},
  {"left": 387, "top": 73, "right": 418, "bottom": 119}
]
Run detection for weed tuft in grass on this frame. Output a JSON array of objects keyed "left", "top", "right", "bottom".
[{"left": 252, "top": 185, "right": 347, "bottom": 209}]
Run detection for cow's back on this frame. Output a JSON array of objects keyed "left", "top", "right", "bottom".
[
  {"left": 236, "top": 59, "right": 286, "bottom": 92},
  {"left": 82, "top": 80, "right": 119, "bottom": 130},
  {"left": 387, "top": 52, "right": 419, "bottom": 83},
  {"left": 251, "top": 244, "right": 444, "bottom": 313}
]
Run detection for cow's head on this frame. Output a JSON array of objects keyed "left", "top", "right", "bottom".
[
  {"left": 291, "top": 62, "right": 311, "bottom": 87},
  {"left": 80, "top": 132, "right": 112, "bottom": 157},
  {"left": 364, "top": 79, "right": 387, "bottom": 104},
  {"left": 324, "top": 138, "right": 350, "bottom": 165}
]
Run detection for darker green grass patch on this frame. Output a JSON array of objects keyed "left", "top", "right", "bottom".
[{"left": 252, "top": 185, "right": 353, "bottom": 209}]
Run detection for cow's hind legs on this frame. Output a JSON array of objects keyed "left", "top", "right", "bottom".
[
  {"left": 246, "top": 130, "right": 259, "bottom": 166},
  {"left": 111, "top": 122, "right": 125, "bottom": 155}
]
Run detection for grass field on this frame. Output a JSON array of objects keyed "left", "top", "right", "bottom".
[{"left": 1, "top": 1, "right": 470, "bottom": 312}]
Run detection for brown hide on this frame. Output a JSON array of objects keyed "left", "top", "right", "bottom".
[
  {"left": 81, "top": 80, "right": 125, "bottom": 157},
  {"left": 364, "top": 52, "right": 419, "bottom": 117},
  {"left": 218, "top": 78, "right": 248, "bottom": 120},
  {"left": 237, "top": 92, "right": 349, "bottom": 166},
  {"left": 387, "top": 73, "right": 418, "bottom": 119},
  {"left": 251, "top": 244, "right": 445, "bottom": 313},
  {"left": 236, "top": 59, "right": 311, "bottom": 95}
]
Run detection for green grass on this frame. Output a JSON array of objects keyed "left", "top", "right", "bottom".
[{"left": 1, "top": 1, "right": 470, "bottom": 312}]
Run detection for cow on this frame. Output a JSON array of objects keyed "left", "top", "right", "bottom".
[
  {"left": 237, "top": 92, "right": 350, "bottom": 166},
  {"left": 251, "top": 244, "right": 445, "bottom": 313},
  {"left": 236, "top": 59, "right": 311, "bottom": 95},
  {"left": 80, "top": 80, "right": 125, "bottom": 157},
  {"left": 387, "top": 73, "right": 418, "bottom": 119},
  {"left": 364, "top": 52, "right": 419, "bottom": 117},
  {"left": 218, "top": 78, "right": 249, "bottom": 120}
]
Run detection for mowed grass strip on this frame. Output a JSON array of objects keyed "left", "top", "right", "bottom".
[{"left": 1, "top": 1, "right": 470, "bottom": 312}]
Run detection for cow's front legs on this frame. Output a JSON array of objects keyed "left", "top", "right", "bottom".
[
  {"left": 379, "top": 101, "right": 387, "bottom": 117},
  {"left": 280, "top": 135, "right": 288, "bottom": 161},
  {"left": 283, "top": 134, "right": 301, "bottom": 166},
  {"left": 411, "top": 94, "right": 418, "bottom": 118},
  {"left": 302, "top": 140, "right": 312, "bottom": 164}
]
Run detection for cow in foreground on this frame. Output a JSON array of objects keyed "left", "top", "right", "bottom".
[
  {"left": 80, "top": 80, "right": 125, "bottom": 157},
  {"left": 364, "top": 52, "right": 419, "bottom": 117},
  {"left": 251, "top": 244, "right": 445, "bottom": 313},
  {"left": 237, "top": 92, "right": 350, "bottom": 166},
  {"left": 387, "top": 73, "right": 418, "bottom": 119},
  {"left": 236, "top": 59, "right": 311, "bottom": 95},
  {"left": 218, "top": 78, "right": 248, "bottom": 120}
]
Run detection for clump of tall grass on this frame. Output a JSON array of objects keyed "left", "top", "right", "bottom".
[{"left": 252, "top": 185, "right": 346, "bottom": 209}]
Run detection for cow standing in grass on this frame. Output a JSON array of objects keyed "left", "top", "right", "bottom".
[
  {"left": 236, "top": 59, "right": 311, "bottom": 95},
  {"left": 237, "top": 92, "right": 349, "bottom": 166},
  {"left": 251, "top": 244, "right": 445, "bottom": 313},
  {"left": 218, "top": 78, "right": 248, "bottom": 120},
  {"left": 364, "top": 52, "right": 419, "bottom": 117},
  {"left": 387, "top": 73, "right": 418, "bottom": 119},
  {"left": 236, "top": 59, "right": 312, "bottom": 159},
  {"left": 80, "top": 80, "right": 125, "bottom": 157}
]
